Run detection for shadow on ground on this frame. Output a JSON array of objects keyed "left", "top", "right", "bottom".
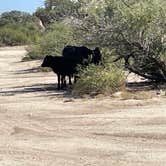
[
  {"left": 14, "top": 67, "right": 41, "bottom": 75},
  {"left": 0, "top": 83, "right": 72, "bottom": 98},
  {"left": 126, "top": 81, "right": 166, "bottom": 92}
]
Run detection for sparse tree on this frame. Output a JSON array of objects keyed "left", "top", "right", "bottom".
[
  {"left": 78, "top": 0, "right": 166, "bottom": 81},
  {"left": 35, "top": 0, "right": 80, "bottom": 26}
]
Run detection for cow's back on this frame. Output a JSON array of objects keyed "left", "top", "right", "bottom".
[{"left": 62, "top": 45, "right": 92, "bottom": 63}]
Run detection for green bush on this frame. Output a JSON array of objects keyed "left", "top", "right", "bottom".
[
  {"left": 25, "top": 23, "right": 80, "bottom": 60},
  {"left": 0, "top": 11, "right": 41, "bottom": 46},
  {"left": 0, "top": 25, "right": 41, "bottom": 46},
  {"left": 0, "top": 27, "right": 29, "bottom": 46},
  {"left": 22, "top": 44, "right": 43, "bottom": 60},
  {"left": 72, "top": 64, "right": 125, "bottom": 96}
]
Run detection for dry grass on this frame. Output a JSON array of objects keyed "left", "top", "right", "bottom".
[{"left": 119, "top": 91, "right": 154, "bottom": 100}]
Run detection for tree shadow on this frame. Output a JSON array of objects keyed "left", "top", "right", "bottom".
[
  {"left": 126, "top": 81, "right": 166, "bottom": 92},
  {"left": 0, "top": 83, "right": 72, "bottom": 98},
  {"left": 14, "top": 67, "right": 40, "bottom": 75}
]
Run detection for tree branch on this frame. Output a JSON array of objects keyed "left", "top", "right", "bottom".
[{"left": 126, "top": 65, "right": 166, "bottom": 82}]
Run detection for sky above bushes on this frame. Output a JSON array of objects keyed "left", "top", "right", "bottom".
[{"left": 0, "top": 0, "right": 44, "bottom": 14}]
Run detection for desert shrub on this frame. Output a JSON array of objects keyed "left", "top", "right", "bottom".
[
  {"left": 0, "top": 27, "right": 29, "bottom": 46},
  {"left": 72, "top": 64, "right": 125, "bottom": 96},
  {"left": 0, "top": 11, "right": 41, "bottom": 46},
  {"left": 0, "top": 25, "right": 41, "bottom": 46},
  {"left": 22, "top": 44, "right": 43, "bottom": 61},
  {"left": 25, "top": 23, "right": 80, "bottom": 60}
]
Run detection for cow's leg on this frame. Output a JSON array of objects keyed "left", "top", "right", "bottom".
[
  {"left": 57, "top": 74, "right": 61, "bottom": 90},
  {"left": 68, "top": 75, "right": 72, "bottom": 85},
  {"left": 61, "top": 75, "right": 66, "bottom": 89},
  {"left": 63, "top": 76, "right": 67, "bottom": 87}
]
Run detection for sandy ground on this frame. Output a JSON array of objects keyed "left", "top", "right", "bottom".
[{"left": 0, "top": 46, "right": 166, "bottom": 166}]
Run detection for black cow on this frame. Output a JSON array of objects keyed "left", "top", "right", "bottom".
[
  {"left": 62, "top": 46, "right": 102, "bottom": 84},
  {"left": 41, "top": 55, "right": 77, "bottom": 90},
  {"left": 62, "top": 45, "right": 102, "bottom": 65}
]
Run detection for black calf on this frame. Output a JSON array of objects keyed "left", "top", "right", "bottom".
[{"left": 41, "top": 55, "right": 77, "bottom": 90}]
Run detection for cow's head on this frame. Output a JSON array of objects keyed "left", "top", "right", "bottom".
[{"left": 41, "top": 55, "right": 53, "bottom": 67}]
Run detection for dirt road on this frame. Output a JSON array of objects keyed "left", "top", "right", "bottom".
[{"left": 0, "top": 46, "right": 166, "bottom": 166}]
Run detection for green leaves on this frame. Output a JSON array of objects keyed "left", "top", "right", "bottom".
[
  {"left": 35, "top": 0, "right": 80, "bottom": 26},
  {"left": 0, "top": 11, "right": 41, "bottom": 46},
  {"left": 105, "top": 0, "right": 166, "bottom": 80},
  {"left": 0, "top": 10, "right": 33, "bottom": 26},
  {"left": 26, "top": 23, "right": 80, "bottom": 59}
]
